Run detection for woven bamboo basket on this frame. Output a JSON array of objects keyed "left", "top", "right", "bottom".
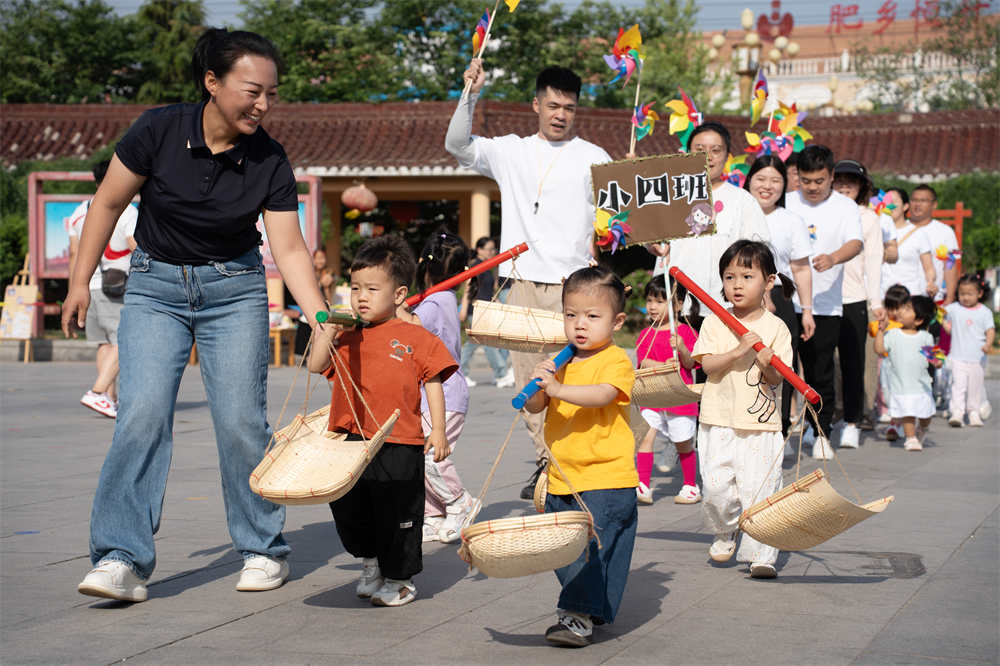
[
  {"left": 459, "top": 511, "right": 593, "bottom": 578},
  {"left": 249, "top": 405, "right": 399, "bottom": 506},
  {"left": 632, "top": 360, "right": 705, "bottom": 409},
  {"left": 467, "top": 301, "right": 568, "bottom": 354},
  {"left": 533, "top": 473, "right": 548, "bottom": 514},
  {"left": 738, "top": 469, "right": 894, "bottom": 551}
]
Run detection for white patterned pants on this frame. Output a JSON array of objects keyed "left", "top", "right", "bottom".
[{"left": 698, "top": 425, "right": 783, "bottom": 565}]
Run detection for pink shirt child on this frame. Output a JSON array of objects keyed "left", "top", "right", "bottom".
[{"left": 635, "top": 323, "right": 700, "bottom": 417}]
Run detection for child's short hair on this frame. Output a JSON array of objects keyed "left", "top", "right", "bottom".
[
  {"left": 416, "top": 227, "right": 477, "bottom": 296},
  {"left": 909, "top": 295, "right": 936, "bottom": 330},
  {"left": 644, "top": 274, "right": 698, "bottom": 319},
  {"left": 957, "top": 273, "right": 989, "bottom": 303},
  {"left": 563, "top": 266, "right": 628, "bottom": 314},
  {"left": 719, "top": 239, "right": 796, "bottom": 301},
  {"left": 884, "top": 284, "right": 910, "bottom": 312},
  {"left": 352, "top": 234, "right": 416, "bottom": 290}
]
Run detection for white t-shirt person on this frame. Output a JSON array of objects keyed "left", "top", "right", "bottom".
[
  {"left": 459, "top": 133, "right": 610, "bottom": 283},
  {"left": 921, "top": 219, "right": 959, "bottom": 301},
  {"left": 786, "top": 189, "right": 864, "bottom": 317},
  {"left": 881, "top": 222, "right": 933, "bottom": 298},
  {"left": 67, "top": 200, "right": 139, "bottom": 291},
  {"left": 653, "top": 181, "right": 770, "bottom": 309},
  {"left": 764, "top": 206, "right": 813, "bottom": 286}
]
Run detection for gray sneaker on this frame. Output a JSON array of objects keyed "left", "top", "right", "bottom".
[
  {"left": 356, "top": 558, "right": 384, "bottom": 598},
  {"left": 655, "top": 441, "right": 678, "bottom": 473}
]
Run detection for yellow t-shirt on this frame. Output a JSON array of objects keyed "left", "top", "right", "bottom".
[
  {"left": 544, "top": 345, "right": 638, "bottom": 495},
  {"left": 691, "top": 310, "right": 793, "bottom": 432}
]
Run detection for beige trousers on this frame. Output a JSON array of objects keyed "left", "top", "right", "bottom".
[{"left": 507, "top": 279, "right": 564, "bottom": 466}]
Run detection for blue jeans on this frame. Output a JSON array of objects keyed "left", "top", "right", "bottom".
[
  {"left": 545, "top": 488, "right": 638, "bottom": 624},
  {"left": 88, "top": 246, "right": 288, "bottom": 580}
]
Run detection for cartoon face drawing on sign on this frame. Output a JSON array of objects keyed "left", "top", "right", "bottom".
[{"left": 685, "top": 203, "right": 714, "bottom": 236}]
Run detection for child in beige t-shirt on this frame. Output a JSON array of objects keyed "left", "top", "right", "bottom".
[{"left": 691, "top": 240, "right": 794, "bottom": 579}]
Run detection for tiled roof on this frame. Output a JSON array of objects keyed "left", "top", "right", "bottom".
[{"left": 2, "top": 102, "right": 997, "bottom": 178}]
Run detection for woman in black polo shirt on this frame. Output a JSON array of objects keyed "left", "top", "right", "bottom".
[{"left": 62, "top": 29, "right": 328, "bottom": 602}]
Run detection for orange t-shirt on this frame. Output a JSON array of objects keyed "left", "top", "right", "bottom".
[{"left": 322, "top": 318, "right": 458, "bottom": 445}]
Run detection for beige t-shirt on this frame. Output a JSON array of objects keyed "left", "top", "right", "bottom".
[{"left": 691, "top": 310, "right": 794, "bottom": 432}]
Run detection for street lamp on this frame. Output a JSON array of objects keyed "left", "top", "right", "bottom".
[{"left": 724, "top": 8, "right": 799, "bottom": 104}]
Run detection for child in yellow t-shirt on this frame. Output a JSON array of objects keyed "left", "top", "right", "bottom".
[
  {"left": 524, "top": 266, "right": 637, "bottom": 648},
  {"left": 691, "top": 240, "right": 794, "bottom": 580}
]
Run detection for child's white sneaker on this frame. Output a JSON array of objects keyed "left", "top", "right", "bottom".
[
  {"left": 636, "top": 482, "right": 653, "bottom": 505},
  {"left": 948, "top": 415, "right": 964, "bottom": 427},
  {"left": 968, "top": 411, "right": 983, "bottom": 427},
  {"left": 979, "top": 400, "right": 992, "bottom": 420},
  {"left": 674, "top": 484, "right": 701, "bottom": 504},
  {"left": 903, "top": 437, "right": 923, "bottom": 451},
  {"left": 750, "top": 562, "right": 778, "bottom": 579},
  {"left": 709, "top": 532, "right": 737, "bottom": 562},
  {"left": 885, "top": 424, "right": 900, "bottom": 441},
  {"left": 371, "top": 577, "right": 417, "bottom": 606},
  {"left": 81, "top": 390, "right": 118, "bottom": 418},
  {"left": 437, "top": 492, "right": 479, "bottom": 543},
  {"left": 356, "top": 558, "right": 384, "bottom": 598},
  {"left": 422, "top": 517, "right": 442, "bottom": 543},
  {"left": 878, "top": 412, "right": 892, "bottom": 424},
  {"left": 655, "top": 441, "right": 678, "bottom": 473}
]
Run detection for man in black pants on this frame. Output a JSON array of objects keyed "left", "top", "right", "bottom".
[{"left": 786, "top": 146, "right": 863, "bottom": 459}]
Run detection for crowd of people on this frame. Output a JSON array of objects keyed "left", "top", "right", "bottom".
[{"left": 59, "top": 27, "right": 993, "bottom": 651}]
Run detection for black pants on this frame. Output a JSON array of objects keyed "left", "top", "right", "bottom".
[
  {"left": 771, "top": 285, "right": 799, "bottom": 437},
  {"left": 329, "top": 440, "right": 425, "bottom": 580},
  {"left": 798, "top": 314, "right": 841, "bottom": 438},
  {"left": 838, "top": 301, "right": 868, "bottom": 425}
]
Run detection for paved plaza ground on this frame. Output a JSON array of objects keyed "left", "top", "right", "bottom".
[{"left": 1, "top": 360, "right": 997, "bottom": 665}]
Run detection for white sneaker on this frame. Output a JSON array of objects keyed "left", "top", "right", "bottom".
[
  {"left": 78, "top": 560, "right": 147, "bottom": 602},
  {"left": 885, "top": 424, "right": 900, "bottom": 441},
  {"left": 948, "top": 415, "right": 963, "bottom": 427},
  {"left": 371, "top": 577, "right": 417, "bottom": 606},
  {"left": 655, "top": 441, "right": 678, "bottom": 473},
  {"left": 710, "top": 533, "right": 737, "bottom": 562},
  {"left": 979, "top": 400, "right": 992, "bottom": 420},
  {"left": 674, "top": 484, "right": 701, "bottom": 504},
  {"left": 464, "top": 376, "right": 477, "bottom": 388},
  {"left": 81, "top": 390, "right": 117, "bottom": 418},
  {"left": 968, "top": 411, "right": 983, "bottom": 427},
  {"left": 545, "top": 610, "right": 594, "bottom": 647},
  {"left": 438, "top": 492, "right": 478, "bottom": 543},
  {"left": 495, "top": 368, "right": 515, "bottom": 389},
  {"left": 356, "top": 558, "right": 384, "bottom": 598},
  {"left": 422, "top": 517, "right": 442, "bottom": 543},
  {"left": 840, "top": 424, "right": 860, "bottom": 449},
  {"left": 904, "top": 437, "right": 923, "bottom": 451},
  {"left": 878, "top": 412, "right": 892, "bottom": 424},
  {"left": 750, "top": 562, "right": 778, "bottom": 579},
  {"left": 236, "top": 555, "right": 288, "bottom": 591},
  {"left": 802, "top": 424, "right": 816, "bottom": 446},
  {"left": 636, "top": 482, "right": 653, "bottom": 505},
  {"left": 812, "top": 436, "right": 834, "bottom": 460}
]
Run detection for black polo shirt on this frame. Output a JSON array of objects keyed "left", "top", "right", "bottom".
[{"left": 115, "top": 101, "right": 299, "bottom": 265}]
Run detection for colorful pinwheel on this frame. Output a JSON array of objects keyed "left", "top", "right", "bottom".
[
  {"left": 472, "top": 9, "right": 489, "bottom": 53},
  {"left": 935, "top": 305, "right": 947, "bottom": 325},
  {"left": 750, "top": 69, "right": 769, "bottom": 125},
  {"left": 595, "top": 210, "right": 632, "bottom": 253},
  {"left": 869, "top": 189, "right": 898, "bottom": 216},
  {"left": 632, "top": 101, "right": 659, "bottom": 141},
  {"left": 721, "top": 154, "right": 750, "bottom": 188},
  {"left": 920, "top": 345, "right": 946, "bottom": 362},
  {"left": 666, "top": 87, "right": 703, "bottom": 152},
  {"left": 744, "top": 131, "right": 794, "bottom": 161},
  {"left": 604, "top": 25, "right": 645, "bottom": 88},
  {"left": 935, "top": 245, "right": 962, "bottom": 270}
]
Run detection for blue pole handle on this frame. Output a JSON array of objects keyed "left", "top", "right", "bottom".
[{"left": 511, "top": 344, "right": 576, "bottom": 410}]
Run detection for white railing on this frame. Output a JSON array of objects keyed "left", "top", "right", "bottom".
[{"left": 712, "top": 49, "right": 980, "bottom": 78}]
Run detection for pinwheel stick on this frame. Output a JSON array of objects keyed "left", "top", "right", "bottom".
[
  {"left": 629, "top": 70, "right": 643, "bottom": 155},
  {"left": 462, "top": 0, "right": 503, "bottom": 98}
]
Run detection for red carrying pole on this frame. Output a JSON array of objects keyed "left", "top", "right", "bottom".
[
  {"left": 405, "top": 242, "right": 529, "bottom": 308},
  {"left": 668, "top": 266, "right": 820, "bottom": 405}
]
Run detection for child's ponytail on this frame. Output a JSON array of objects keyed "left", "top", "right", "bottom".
[
  {"left": 776, "top": 272, "right": 796, "bottom": 301},
  {"left": 416, "top": 228, "right": 477, "bottom": 296}
]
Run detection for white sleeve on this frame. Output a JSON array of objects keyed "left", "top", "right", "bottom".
[
  {"left": 445, "top": 93, "right": 478, "bottom": 167},
  {"left": 880, "top": 214, "right": 897, "bottom": 243},
  {"left": 942, "top": 224, "right": 959, "bottom": 251},
  {"left": 916, "top": 229, "right": 933, "bottom": 255},
  {"left": 844, "top": 206, "right": 864, "bottom": 244}
]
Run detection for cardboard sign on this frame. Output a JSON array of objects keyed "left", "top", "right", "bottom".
[
  {"left": 0, "top": 285, "right": 38, "bottom": 339},
  {"left": 591, "top": 153, "right": 716, "bottom": 249}
]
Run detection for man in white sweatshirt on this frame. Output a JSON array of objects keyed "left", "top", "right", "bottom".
[{"left": 445, "top": 62, "right": 612, "bottom": 499}]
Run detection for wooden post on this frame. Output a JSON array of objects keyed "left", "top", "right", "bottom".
[
  {"left": 471, "top": 186, "right": 491, "bottom": 246},
  {"left": 323, "top": 191, "right": 343, "bottom": 280}
]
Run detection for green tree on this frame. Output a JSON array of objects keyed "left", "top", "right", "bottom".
[
  {"left": 0, "top": 0, "right": 141, "bottom": 103},
  {"left": 133, "top": 0, "right": 206, "bottom": 103}
]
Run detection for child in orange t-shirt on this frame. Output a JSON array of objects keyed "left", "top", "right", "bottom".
[{"left": 308, "top": 235, "right": 457, "bottom": 607}]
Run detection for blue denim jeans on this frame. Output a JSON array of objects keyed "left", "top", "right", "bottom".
[
  {"left": 545, "top": 488, "right": 638, "bottom": 624},
  {"left": 88, "top": 246, "right": 288, "bottom": 580}
]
